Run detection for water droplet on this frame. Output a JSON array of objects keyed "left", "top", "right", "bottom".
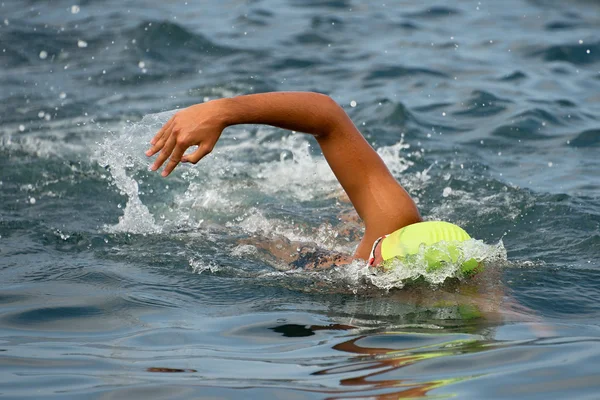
[
  {"left": 77, "top": 40, "right": 88, "bottom": 48},
  {"left": 71, "top": 5, "right": 80, "bottom": 14},
  {"left": 138, "top": 61, "right": 145, "bottom": 68},
  {"left": 18, "top": 124, "right": 25, "bottom": 132},
  {"left": 548, "top": 162, "right": 553, "bottom": 167},
  {"left": 350, "top": 100, "right": 357, "bottom": 107},
  {"left": 59, "top": 92, "right": 67, "bottom": 99},
  {"left": 442, "top": 187, "right": 452, "bottom": 197},
  {"left": 29, "top": 197, "right": 36, "bottom": 204},
  {"left": 38, "top": 111, "right": 45, "bottom": 118},
  {"left": 39, "top": 50, "right": 48, "bottom": 59},
  {"left": 442, "top": 112, "right": 446, "bottom": 116},
  {"left": 586, "top": 49, "right": 591, "bottom": 54}
]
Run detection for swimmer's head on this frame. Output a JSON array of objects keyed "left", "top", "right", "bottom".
[{"left": 367, "top": 221, "right": 479, "bottom": 275}]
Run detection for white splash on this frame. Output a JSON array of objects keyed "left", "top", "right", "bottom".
[
  {"left": 93, "top": 109, "right": 416, "bottom": 251},
  {"left": 94, "top": 112, "right": 175, "bottom": 234},
  {"left": 337, "top": 239, "right": 507, "bottom": 291}
]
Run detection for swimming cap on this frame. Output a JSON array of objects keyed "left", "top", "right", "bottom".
[{"left": 379, "top": 221, "right": 479, "bottom": 274}]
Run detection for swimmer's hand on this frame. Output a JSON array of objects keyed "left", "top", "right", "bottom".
[{"left": 146, "top": 101, "right": 227, "bottom": 176}]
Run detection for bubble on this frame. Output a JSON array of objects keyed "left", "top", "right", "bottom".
[
  {"left": 77, "top": 40, "right": 88, "bottom": 48},
  {"left": 548, "top": 162, "right": 553, "bottom": 167},
  {"left": 38, "top": 111, "right": 45, "bottom": 118},
  {"left": 3, "top": 19, "right": 9, "bottom": 25},
  {"left": 587, "top": 49, "right": 591, "bottom": 54},
  {"left": 18, "top": 125, "right": 25, "bottom": 132},
  {"left": 29, "top": 197, "right": 36, "bottom": 204},
  {"left": 39, "top": 50, "right": 48, "bottom": 59},
  {"left": 138, "top": 61, "right": 145, "bottom": 69},
  {"left": 350, "top": 100, "right": 357, "bottom": 108},
  {"left": 70, "top": 5, "right": 80, "bottom": 14},
  {"left": 59, "top": 92, "right": 67, "bottom": 99},
  {"left": 442, "top": 187, "right": 452, "bottom": 197}
]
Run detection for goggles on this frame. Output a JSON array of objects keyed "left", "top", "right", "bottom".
[{"left": 366, "top": 234, "right": 388, "bottom": 267}]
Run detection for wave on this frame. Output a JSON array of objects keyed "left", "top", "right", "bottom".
[
  {"left": 570, "top": 128, "right": 600, "bottom": 147},
  {"left": 452, "top": 90, "right": 511, "bottom": 118},
  {"left": 531, "top": 41, "right": 600, "bottom": 65},
  {"left": 403, "top": 6, "right": 461, "bottom": 19}
]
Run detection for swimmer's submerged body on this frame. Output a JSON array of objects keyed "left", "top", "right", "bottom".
[{"left": 145, "top": 92, "right": 474, "bottom": 272}]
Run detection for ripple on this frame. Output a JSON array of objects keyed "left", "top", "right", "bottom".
[
  {"left": 293, "top": 32, "right": 331, "bottom": 46},
  {"left": 497, "top": 70, "right": 528, "bottom": 82},
  {"left": 514, "top": 107, "right": 565, "bottom": 125},
  {"left": 355, "top": 99, "right": 417, "bottom": 128},
  {"left": 0, "top": 22, "right": 76, "bottom": 69},
  {"left": 545, "top": 21, "right": 581, "bottom": 30},
  {"left": 452, "top": 90, "right": 511, "bottom": 118},
  {"left": 235, "top": 8, "right": 274, "bottom": 27},
  {"left": 532, "top": 41, "right": 600, "bottom": 65},
  {"left": 132, "top": 21, "right": 236, "bottom": 59},
  {"left": 365, "top": 65, "right": 449, "bottom": 82},
  {"left": 290, "top": 0, "right": 352, "bottom": 9},
  {"left": 95, "top": 21, "right": 264, "bottom": 84},
  {"left": 271, "top": 57, "right": 324, "bottom": 70},
  {"left": 404, "top": 6, "right": 461, "bottom": 19},
  {"left": 3, "top": 305, "right": 102, "bottom": 328},
  {"left": 570, "top": 128, "right": 600, "bottom": 147}
]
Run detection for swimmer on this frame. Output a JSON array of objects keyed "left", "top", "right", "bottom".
[{"left": 146, "top": 92, "right": 472, "bottom": 271}]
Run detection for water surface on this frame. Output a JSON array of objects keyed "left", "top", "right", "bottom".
[{"left": 1, "top": 0, "right": 600, "bottom": 398}]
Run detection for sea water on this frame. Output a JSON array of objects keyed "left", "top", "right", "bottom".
[{"left": 1, "top": 0, "right": 600, "bottom": 398}]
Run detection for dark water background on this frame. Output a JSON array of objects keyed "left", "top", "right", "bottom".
[{"left": 1, "top": 0, "right": 600, "bottom": 398}]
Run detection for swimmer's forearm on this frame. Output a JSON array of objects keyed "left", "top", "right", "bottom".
[{"left": 218, "top": 92, "right": 351, "bottom": 138}]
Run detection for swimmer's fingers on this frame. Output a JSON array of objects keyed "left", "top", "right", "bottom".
[
  {"left": 150, "top": 133, "right": 177, "bottom": 172},
  {"left": 147, "top": 126, "right": 171, "bottom": 157},
  {"left": 146, "top": 118, "right": 174, "bottom": 156},
  {"left": 151, "top": 117, "right": 174, "bottom": 145},
  {"left": 181, "top": 145, "right": 212, "bottom": 164},
  {"left": 162, "top": 145, "right": 186, "bottom": 177}
]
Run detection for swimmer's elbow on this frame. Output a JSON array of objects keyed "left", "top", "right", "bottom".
[{"left": 313, "top": 94, "right": 352, "bottom": 139}]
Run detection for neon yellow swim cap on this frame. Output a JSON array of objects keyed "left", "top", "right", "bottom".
[{"left": 380, "top": 221, "right": 479, "bottom": 274}]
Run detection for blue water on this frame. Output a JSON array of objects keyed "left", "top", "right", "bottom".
[{"left": 1, "top": 0, "right": 600, "bottom": 398}]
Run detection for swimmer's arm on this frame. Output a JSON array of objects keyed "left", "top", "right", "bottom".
[
  {"left": 146, "top": 92, "right": 421, "bottom": 259},
  {"left": 240, "top": 235, "right": 353, "bottom": 270}
]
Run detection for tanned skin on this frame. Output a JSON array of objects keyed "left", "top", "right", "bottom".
[{"left": 146, "top": 92, "right": 421, "bottom": 261}]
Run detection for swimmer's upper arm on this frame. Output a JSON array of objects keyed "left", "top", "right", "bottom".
[{"left": 315, "top": 96, "right": 421, "bottom": 258}]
